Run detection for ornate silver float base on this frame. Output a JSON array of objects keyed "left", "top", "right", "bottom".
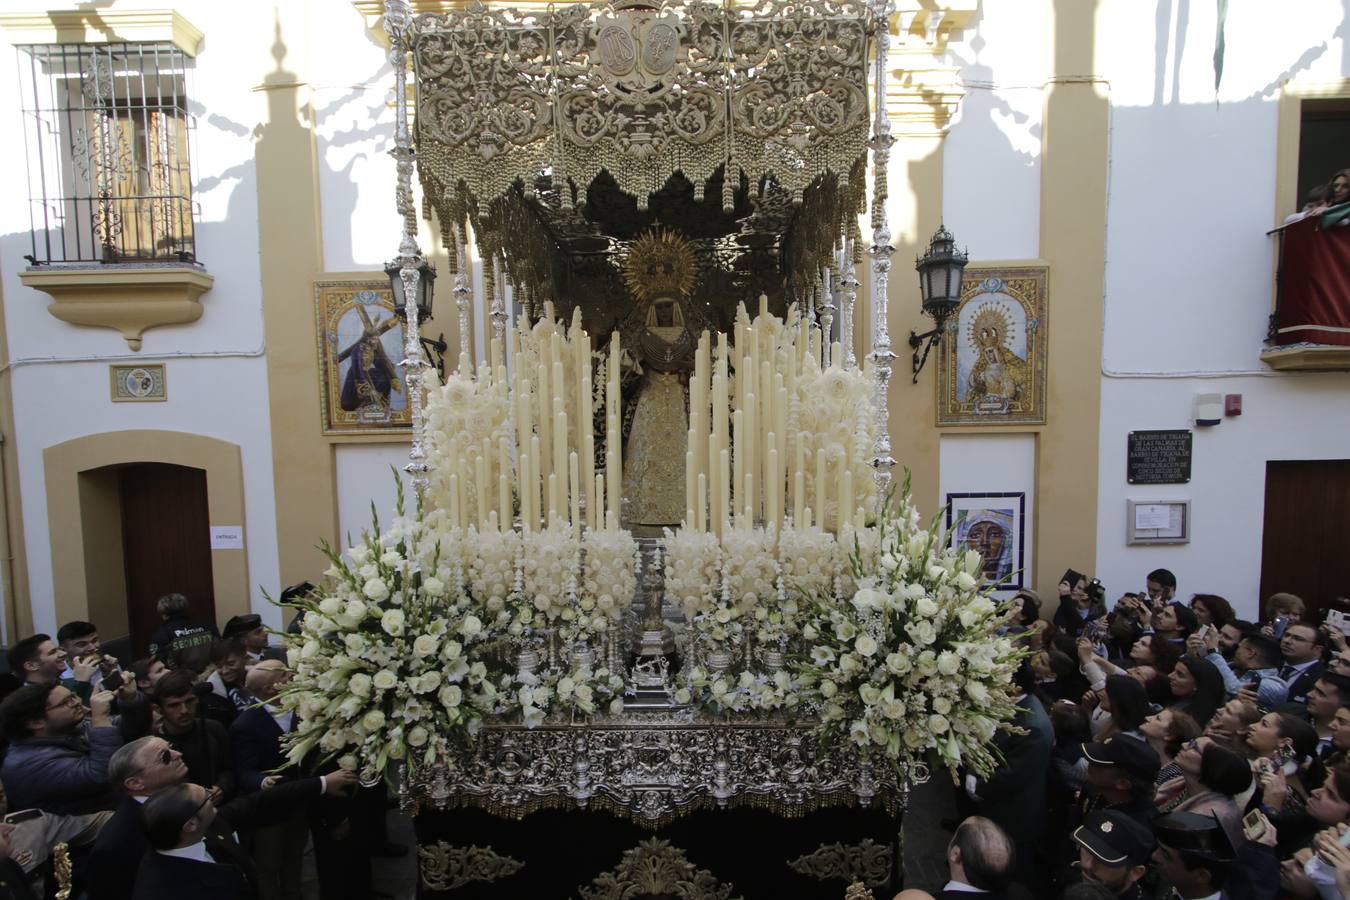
[{"left": 403, "top": 711, "right": 926, "bottom": 828}]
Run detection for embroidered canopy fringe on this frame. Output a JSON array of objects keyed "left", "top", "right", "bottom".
[{"left": 407, "top": 0, "right": 875, "bottom": 301}]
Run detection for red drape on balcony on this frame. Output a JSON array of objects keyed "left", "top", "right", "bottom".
[{"left": 1275, "top": 216, "right": 1350, "bottom": 347}]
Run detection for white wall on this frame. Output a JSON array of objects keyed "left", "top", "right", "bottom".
[
  {"left": 941, "top": 0, "right": 1046, "bottom": 260},
  {"left": 939, "top": 433, "right": 1036, "bottom": 599},
  {"left": 1092, "top": 0, "right": 1350, "bottom": 620},
  {"left": 0, "top": 2, "right": 297, "bottom": 634},
  {"left": 335, "top": 444, "right": 414, "bottom": 554}
]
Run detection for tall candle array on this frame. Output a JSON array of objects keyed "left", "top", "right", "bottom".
[{"left": 424, "top": 299, "right": 871, "bottom": 543}]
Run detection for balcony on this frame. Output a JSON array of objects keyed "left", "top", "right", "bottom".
[{"left": 1263, "top": 209, "right": 1350, "bottom": 371}]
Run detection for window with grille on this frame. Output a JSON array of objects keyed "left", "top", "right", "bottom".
[{"left": 18, "top": 42, "right": 198, "bottom": 264}]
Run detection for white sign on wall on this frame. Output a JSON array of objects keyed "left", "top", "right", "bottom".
[{"left": 209, "top": 526, "right": 245, "bottom": 550}]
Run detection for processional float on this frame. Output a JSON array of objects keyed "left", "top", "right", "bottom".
[{"left": 283, "top": 0, "right": 1019, "bottom": 894}]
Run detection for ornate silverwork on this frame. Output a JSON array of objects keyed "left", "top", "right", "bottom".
[
  {"left": 417, "top": 841, "right": 526, "bottom": 892},
  {"left": 385, "top": 0, "right": 432, "bottom": 497},
  {"left": 867, "top": 0, "right": 898, "bottom": 502},
  {"left": 577, "top": 838, "right": 741, "bottom": 900},
  {"left": 787, "top": 838, "right": 893, "bottom": 887}
]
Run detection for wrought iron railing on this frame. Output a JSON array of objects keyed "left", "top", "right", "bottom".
[{"left": 17, "top": 42, "right": 198, "bottom": 264}]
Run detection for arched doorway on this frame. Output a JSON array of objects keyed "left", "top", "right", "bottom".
[{"left": 43, "top": 430, "right": 250, "bottom": 652}]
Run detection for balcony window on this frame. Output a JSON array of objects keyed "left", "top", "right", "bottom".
[{"left": 18, "top": 42, "right": 197, "bottom": 264}]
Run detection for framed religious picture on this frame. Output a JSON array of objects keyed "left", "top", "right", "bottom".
[
  {"left": 314, "top": 278, "right": 412, "bottom": 435},
  {"left": 945, "top": 492, "right": 1026, "bottom": 589},
  {"left": 936, "top": 266, "right": 1048, "bottom": 426}
]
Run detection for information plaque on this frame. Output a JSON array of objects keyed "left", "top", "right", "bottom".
[{"left": 1127, "top": 430, "right": 1192, "bottom": 484}]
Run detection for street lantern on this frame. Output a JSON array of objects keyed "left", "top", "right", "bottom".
[
  {"left": 909, "top": 224, "right": 969, "bottom": 382},
  {"left": 384, "top": 257, "right": 448, "bottom": 378}
]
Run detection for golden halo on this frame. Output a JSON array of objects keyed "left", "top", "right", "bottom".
[
  {"left": 622, "top": 227, "right": 698, "bottom": 303},
  {"left": 968, "top": 302, "right": 1013, "bottom": 350}
]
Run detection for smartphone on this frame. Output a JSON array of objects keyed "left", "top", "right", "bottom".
[
  {"left": 1274, "top": 616, "right": 1290, "bottom": 638},
  {"left": 102, "top": 670, "right": 124, "bottom": 691},
  {"left": 2, "top": 809, "right": 42, "bottom": 825},
  {"left": 1242, "top": 809, "right": 1267, "bottom": 841},
  {"left": 1250, "top": 673, "right": 1263, "bottom": 689},
  {"left": 1197, "top": 624, "right": 1212, "bottom": 641}
]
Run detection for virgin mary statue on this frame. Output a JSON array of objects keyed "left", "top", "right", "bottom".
[{"left": 623, "top": 296, "right": 689, "bottom": 526}]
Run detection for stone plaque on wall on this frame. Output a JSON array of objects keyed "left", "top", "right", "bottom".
[{"left": 1127, "top": 430, "right": 1192, "bottom": 484}]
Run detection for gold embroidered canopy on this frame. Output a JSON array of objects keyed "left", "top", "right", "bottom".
[{"left": 406, "top": 0, "right": 877, "bottom": 311}]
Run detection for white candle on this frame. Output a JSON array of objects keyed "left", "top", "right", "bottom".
[
  {"left": 519, "top": 453, "right": 532, "bottom": 532},
  {"left": 531, "top": 435, "right": 543, "bottom": 530},
  {"left": 595, "top": 473, "right": 605, "bottom": 531},
  {"left": 538, "top": 363, "right": 552, "bottom": 482},
  {"left": 815, "top": 448, "right": 827, "bottom": 530},
  {"left": 744, "top": 393, "right": 756, "bottom": 521},
  {"left": 548, "top": 472, "right": 558, "bottom": 527},
  {"left": 767, "top": 445, "right": 779, "bottom": 531},
  {"left": 697, "top": 472, "right": 707, "bottom": 533},
  {"left": 449, "top": 473, "right": 461, "bottom": 531},
  {"left": 475, "top": 455, "right": 489, "bottom": 529},
  {"left": 733, "top": 409, "right": 744, "bottom": 525},
  {"left": 499, "top": 473, "right": 510, "bottom": 531},
  {"left": 686, "top": 443, "right": 696, "bottom": 528},
  {"left": 839, "top": 466, "right": 852, "bottom": 538},
  {"left": 569, "top": 451, "right": 580, "bottom": 536},
  {"left": 719, "top": 447, "right": 730, "bottom": 535},
  {"left": 793, "top": 470, "right": 805, "bottom": 526}
]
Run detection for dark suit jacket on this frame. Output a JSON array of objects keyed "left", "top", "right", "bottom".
[
  {"left": 131, "top": 828, "right": 256, "bottom": 900},
  {"left": 228, "top": 706, "right": 294, "bottom": 795},
  {"left": 935, "top": 890, "right": 1007, "bottom": 900},
  {"left": 1285, "top": 661, "right": 1325, "bottom": 705},
  {"left": 86, "top": 780, "right": 323, "bottom": 900},
  {"left": 972, "top": 694, "right": 1054, "bottom": 846}
]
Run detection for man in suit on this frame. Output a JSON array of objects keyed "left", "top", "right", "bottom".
[
  {"left": 895, "top": 816, "right": 1015, "bottom": 900},
  {"left": 964, "top": 661, "right": 1053, "bottom": 891},
  {"left": 1279, "top": 621, "right": 1327, "bottom": 706},
  {"left": 135, "top": 782, "right": 257, "bottom": 899},
  {"left": 97, "top": 737, "right": 357, "bottom": 900},
  {"left": 1068, "top": 810, "right": 1156, "bottom": 899}
]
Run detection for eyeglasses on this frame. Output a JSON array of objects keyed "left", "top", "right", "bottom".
[
  {"left": 193, "top": 792, "right": 212, "bottom": 819},
  {"left": 44, "top": 694, "right": 81, "bottom": 711}
]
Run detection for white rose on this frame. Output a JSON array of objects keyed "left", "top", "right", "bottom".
[
  {"left": 608, "top": 697, "right": 624, "bottom": 716},
  {"left": 407, "top": 726, "right": 429, "bottom": 747},
  {"left": 715, "top": 608, "right": 732, "bottom": 624},
  {"left": 416, "top": 671, "right": 442, "bottom": 694},
  {"left": 380, "top": 608, "right": 405, "bottom": 636},
  {"left": 422, "top": 576, "right": 446, "bottom": 597},
  {"left": 348, "top": 673, "right": 373, "bottom": 698},
  {"left": 855, "top": 635, "right": 879, "bottom": 657},
  {"left": 413, "top": 634, "right": 439, "bottom": 658},
  {"left": 361, "top": 709, "right": 386, "bottom": 731},
  {"left": 933, "top": 696, "right": 953, "bottom": 715},
  {"left": 459, "top": 615, "right": 483, "bottom": 637},
  {"left": 885, "top": 652, "right": 911, "bottom": 675},
  {"left": 363, "top": 578, "right": 390, "bottom": 602},
  {"left": 439, "top": 685, "right": 463, "bottom": 707},
  {"left": 937, "top": 652, "right": 961, "bottom": 675},
  {"left": 372, "top": 669, "right": 398, "bottom": 691},
  {"left": 380, "top": 551, "right": 402, "bottom": 567},
  {"left": 337, "top": 695, "right": 362, "bottom": 719},
  {"left": 858, "top": 684, "right": 881, "bottom": 705},
  {"left": 965, "top": 682, "right": 991, "bottom": 704},
  {"left": 914, "top": 597, "right": 938, "bottom": 618},
  {"left": 441, "top": 640, "right": 463, "bottom": 661},
  {"left": 345, "top": 599, "right": 368, "bottom": 622},
  {"left": 928, "top": 714, "right": 950, "bottom": 733},
  {"left": 820, "top": 680, "right": 839, "bottom": 699},
  {"left": 851, "top": 588, "right": 884, "bottom": 611},
  {"left": 337, "top": 754, "right": 359, "bottom": 772},
  {"left": 319, "top": 597, "right": 343, "bottom": 616},
  {"left": 881, "top": 698, "right": 906, "bottom": 720}
]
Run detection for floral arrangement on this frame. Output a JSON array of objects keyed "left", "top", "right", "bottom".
[
  {"left": 794, "top": 480, "right": 1024, "bottom": 780},
  {"left": 662, "top": 527, "right": 721, "bottom": 619},
  {"left": 277, "top": 482, "right": 500, "bottom": 782}
]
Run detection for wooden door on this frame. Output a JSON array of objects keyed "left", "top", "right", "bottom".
[
  {"left": 1260, "top": 460, "right": 1350, "bottom": 622},
  {"left": 120, "top": 463, "right": 215, "bottom": 656}
]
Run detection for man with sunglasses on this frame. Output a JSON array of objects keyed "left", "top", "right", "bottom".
[
  {"left": 85, "top": 736, "right": 355, "bottom": 900},
  {"left": 0, "top": 683, "right": 128, "bottom": 816}
]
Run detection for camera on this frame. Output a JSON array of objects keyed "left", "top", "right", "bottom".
[{"left": 1085, "top": 578, "right": 1105, "bottom": 604}]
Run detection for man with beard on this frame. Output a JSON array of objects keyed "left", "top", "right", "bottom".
[{"left": 1070, "top": 810, "right": 1155, "bottom": 898}]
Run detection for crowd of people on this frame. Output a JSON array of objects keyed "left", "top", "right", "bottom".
[
  {"left": 899, "top": 571, "right": 1350, "bottom": 900},
  {"left": 5, "top": 576, "right": 1350, "bottom": 900},
  {"left": 0, "top": 592, "right": 403, "bottom": 900}
]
